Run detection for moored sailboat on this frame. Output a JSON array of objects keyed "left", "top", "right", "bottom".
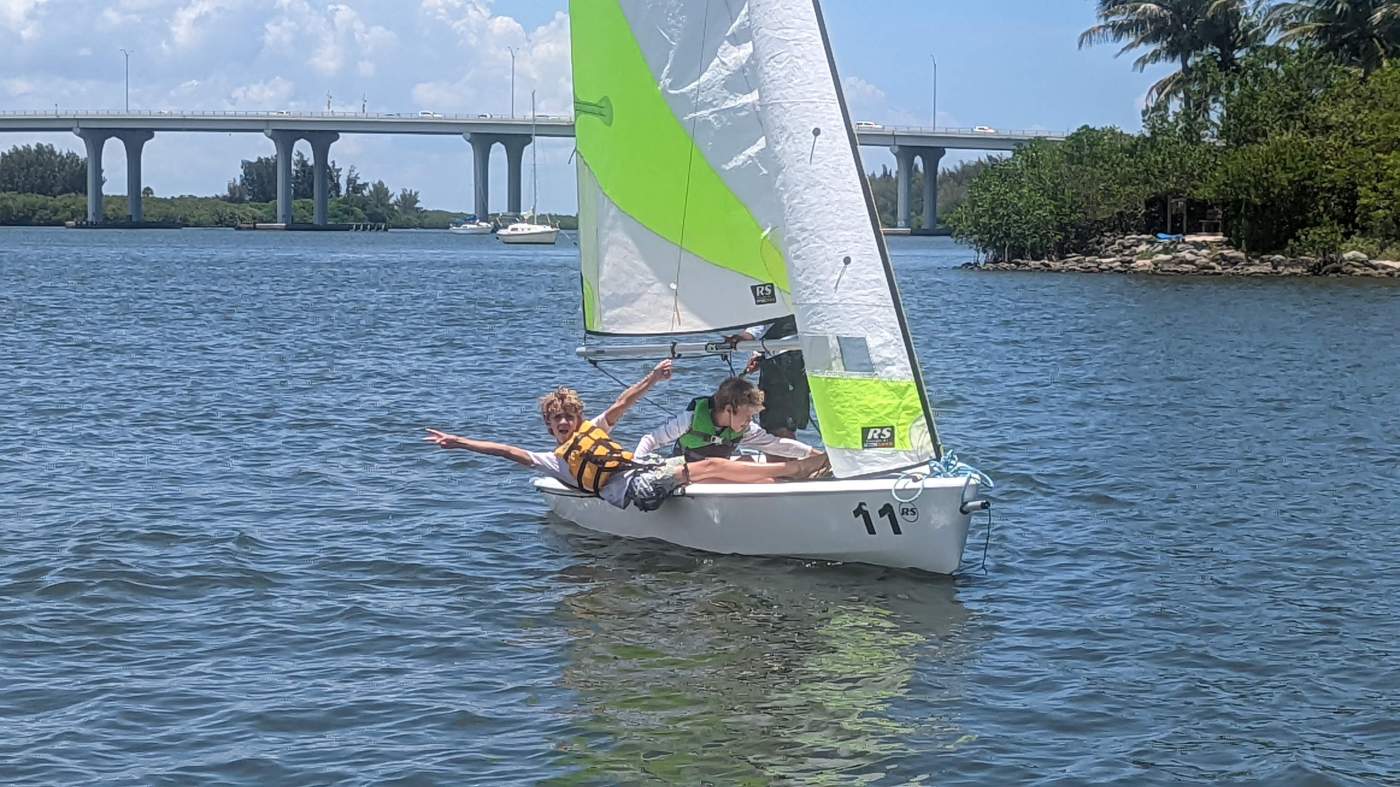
[
  {"left": 449, "top": 215, "right": 493, "bottom": 234},
  {"left": 535, "top": 0, "right": 991, "bottom": 573},
  {"left": 497, "top": 91, "right": 560, "bottom": 245}
]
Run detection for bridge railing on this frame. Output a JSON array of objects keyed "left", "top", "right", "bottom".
[
  {"left": 0, "top": 111, "right": 1070, "bottom": 139},
  {"left": 872, "top": 124, "right": 1070, "bottom": 138},
  {"left": 0, "top": 109, "right": 575, "bottom": 122}
]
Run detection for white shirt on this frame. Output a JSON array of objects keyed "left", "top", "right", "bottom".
[{"left": 634, "top": 411, "right": 815, "bottom": 459}]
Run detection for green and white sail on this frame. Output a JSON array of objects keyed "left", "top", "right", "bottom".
[
  {"left": 570, "top": 0, "right": 793, "bottom": 335},
  {"left": 569, "top": 0, "right": 940, "bottom": 478}
]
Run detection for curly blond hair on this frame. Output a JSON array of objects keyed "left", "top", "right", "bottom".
[{"left": 538, "top": 386, "right": 585, "bottom": 422}]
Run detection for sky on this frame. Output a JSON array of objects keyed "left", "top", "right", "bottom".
[{"left": 0, "top": 0, "right": 1172, "bottom": 213}]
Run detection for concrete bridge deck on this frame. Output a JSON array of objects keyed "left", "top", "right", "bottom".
[{"left": 0, "top": 110, "right": 1067, "bottom": 228}]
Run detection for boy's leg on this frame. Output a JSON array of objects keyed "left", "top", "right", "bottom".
[{"left": 686, "top": 454, "right": 825, "bottom": 484}]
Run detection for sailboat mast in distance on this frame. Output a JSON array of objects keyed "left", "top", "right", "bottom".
[{"left": 531, "top": 90, "right": 538, "bottom": 217}]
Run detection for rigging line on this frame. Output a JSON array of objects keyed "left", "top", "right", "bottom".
[
  {"left": 586, "top": 359, "right": 673, "bottom": 417},
  {"left": 669, "top": 0, "right": 715, "bottom": 333}
]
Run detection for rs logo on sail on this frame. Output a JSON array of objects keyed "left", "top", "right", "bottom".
[{"left": 862, "top": 426, "right": 895, "bottom": 449}]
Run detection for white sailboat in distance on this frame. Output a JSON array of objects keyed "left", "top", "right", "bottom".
[
  {"left": 497, "top": 91, "right": 560, "bottom": 245},
  {"left": 534, "top": 0, "right": 991, "bottom": 573},
  {"left": 449, "top": 215, "right": 493, "bottom": 234}
]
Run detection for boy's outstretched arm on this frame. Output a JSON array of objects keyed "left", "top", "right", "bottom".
[
  {"left": 424, "top": 428, "right": 533, "bottom": 467},
  {"left": 596, "top": 359, "right": 673, "bottom": 432}
]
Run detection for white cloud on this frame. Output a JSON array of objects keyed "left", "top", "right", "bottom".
[
  {"left": 263, "top": 0, "right": 398, "bottom": 77},
  {"left": 229, "top": 76, "right": 295, "bottom": 107},
  {"left": 411, "top": 6, "right": 571, "bottom": 115},
  {"left": 843, "top": 75, "right": 886, "bottom": 106},
  {"left": 166, "top": 0, "right": 246, "bottom": 52},
  {"left": 1, "top": 0, "right": 52, "bottom": 40}
]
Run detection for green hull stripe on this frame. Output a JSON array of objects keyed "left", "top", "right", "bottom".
[
  {"left": 570, "top": 0, "right": 789, "bottom": 292},
  {"left": 808, "top": 376, "right": 925, "bottom": 451}
]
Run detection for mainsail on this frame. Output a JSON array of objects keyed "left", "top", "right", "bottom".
[
  {"left": 569, "top": 0, "right": 941, "bottom": 478},
  {"left": 571, "top": 0, "right": 793, "bottom": 335}
]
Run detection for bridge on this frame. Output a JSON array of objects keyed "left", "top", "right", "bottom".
[{"left": 0, "top": 110, "right": 1066, "bottom": 229}]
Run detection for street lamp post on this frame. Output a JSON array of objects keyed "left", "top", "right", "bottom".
[
  {"left": 508, "top": 46, "right": 517, "bottom": 118},
  {"left": 120, "top": 48, "right": 132, "bottom": 111},
  {"left": 930, "top": 53, "right": 937, "bottom": 129}
]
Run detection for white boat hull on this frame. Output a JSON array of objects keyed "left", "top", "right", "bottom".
[
  {"left": 534, "top": 474, "right": 982, "bottom": 574},
  {"left": 497, "top": 226, "right": 559, "bottom": 244},
  {"left": 449, "top": 223, "right": 493, "bottom": 235}
]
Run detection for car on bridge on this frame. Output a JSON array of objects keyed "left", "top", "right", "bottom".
[
  {"left": 974, "top": 125, "right": 997, "bottom": 134},
  {"left": 854, "top": 120, "right": 882, "bottom": 130}
]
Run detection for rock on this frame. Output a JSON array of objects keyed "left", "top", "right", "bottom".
[
  {"left": 1151, "top": 254, "right": 1175, "bottom": 265},
  {"left": 1373, "top": 260, "right": 1400, "bottom": 274},
  {"left": 1130, "top": 260, "right": 1154, "bottom": 273},
  {"left": 1218, "top": 250, "right": 1249, "bottom": 266},
  {"left": 1342, "top": 250, "right": 1369, "bottom": 263}
]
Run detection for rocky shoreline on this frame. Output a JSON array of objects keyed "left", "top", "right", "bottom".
[{"left": 962, "top": 234, "right": 1400, "bottom": 278}]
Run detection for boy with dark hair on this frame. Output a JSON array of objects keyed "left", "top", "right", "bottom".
[{"left": 634, "top": 375, "right": 822, "bottom": 464}]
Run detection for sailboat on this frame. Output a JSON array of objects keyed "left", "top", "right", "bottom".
[
  {"left": 449, "top": 214, "right": 493, "bottom": 234},
  {"left": 534, "top": 0, "right": 991, "bottom": 574},
  {"left": 497, "top": 90, "right": 560, "bottom": 245}
]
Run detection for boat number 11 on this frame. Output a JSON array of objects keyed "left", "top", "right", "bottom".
[{"left": 852, "top": 502, "right": 918, "bottom": 535}]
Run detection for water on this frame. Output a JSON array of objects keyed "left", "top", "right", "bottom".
[{"left": 2, "top": 227, "right": 1398, "bottom": 785}]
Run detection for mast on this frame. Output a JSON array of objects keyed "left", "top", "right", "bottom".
[{"left": 530, "top": 90, "right": 538, "bottom": 218}]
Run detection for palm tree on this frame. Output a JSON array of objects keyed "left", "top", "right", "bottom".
[
  {"left": 1205, "top": 0, "right": 1274, "bottom": 69},
  {"left": 1268, "top": 0, "right": 1400, "bottom": 74},
  {"left": 1080, "top": 0, "right": 1268, "bottom": 105}
]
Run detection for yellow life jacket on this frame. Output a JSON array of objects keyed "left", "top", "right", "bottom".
[{"left": 554, "top": 419, "right": 635, "bottom": 495}]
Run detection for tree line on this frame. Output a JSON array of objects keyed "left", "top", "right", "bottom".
[
  {"left": 0, "top": 144, "right": 448, "bottom": 228},
  {"left": 220, "top": 154, "right": 427, "bottom": 225},
  {"left": 949, "top": 0, "right": 1400, "bottom": 261}
]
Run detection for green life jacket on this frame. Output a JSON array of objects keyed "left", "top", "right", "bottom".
[{"left": 676, "top": 397, "right": 746, "bottom": 459}]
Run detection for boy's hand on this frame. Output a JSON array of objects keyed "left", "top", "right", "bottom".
[
  {"left": 650, "top": 359, "right": 674, "bottom": 382},
  {"left": 424, "top": 428, "right": 464, "bottom": 449}
]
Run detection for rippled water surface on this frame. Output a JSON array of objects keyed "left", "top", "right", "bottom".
[{"left": 2, "top": 227, "right": 1398, "bottom": 785}]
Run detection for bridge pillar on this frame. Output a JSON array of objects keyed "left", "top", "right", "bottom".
[
  {"left": 115, "top": 130, "right": 154, "bottom": 223},
  {"left": 75, "top": 129, "right": 111, "bottom": 224},
  {"left": 266, "top": 130, "right": 300, "bottom": 225},
  {"left": 892, "top": 146, "right": 916, "bottom": 229},
  {"left": 304, "top": 132, "right": 339, "bottom": 225},
  {"left": 501, "top": 136, "right": 531, "bottom": 215},
  {"left": 465, "top": 133, "right": 497, "bottom": 219},
  {"left": 919, "top": 147, "right": 944, "bottom": 231}
]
